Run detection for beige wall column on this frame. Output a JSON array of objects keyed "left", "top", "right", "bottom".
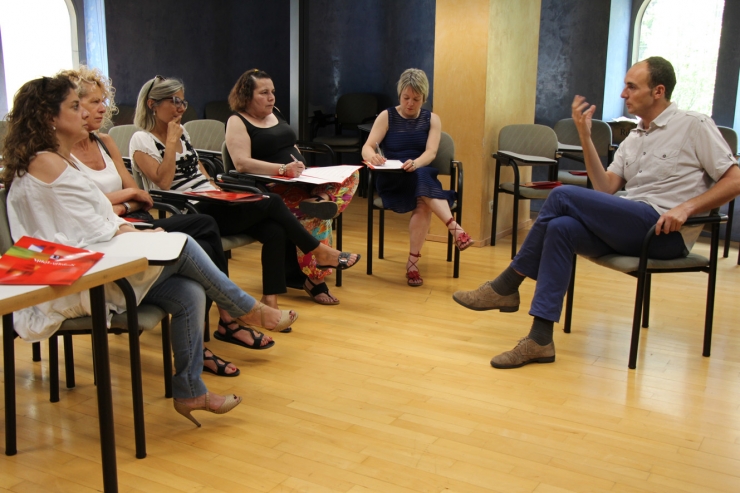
[{"left": 431, "top": 0, "right": 542, "bottom": 246}]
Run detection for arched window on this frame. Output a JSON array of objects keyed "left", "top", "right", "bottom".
[
  {"left": 633, "top": 0, "right": 725, "bottom": 115},
  {"left": 0, "top": 0, "right": 79, "bottom": 113}
]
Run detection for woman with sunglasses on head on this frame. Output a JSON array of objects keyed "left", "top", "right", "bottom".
[
  {"left": 129, "top": 76, "right": 361, "bottom": 326},
  {"left": 2, "top": 74, "right": 301, "bottom": 425},
  {"left": 225, "top": 69, "right": 360, "bottom": 305},
  {"left": 60, "top": 66, "right": 261, "bottom": 377}
]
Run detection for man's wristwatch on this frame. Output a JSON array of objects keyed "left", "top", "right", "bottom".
[
  {"left": 122, "top": 202, "right": 131, "bottom": 214},
  {"left": 278, "top": 164, "right": 287, "bottom": 176}
]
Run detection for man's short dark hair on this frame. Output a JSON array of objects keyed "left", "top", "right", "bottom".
[{"left": 644, "top": 56, "right": 676, "bottom": 101}]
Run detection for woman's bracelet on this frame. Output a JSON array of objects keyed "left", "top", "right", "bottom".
[{"left": 123, "top": 202, "right": 131, "bottom": 213}]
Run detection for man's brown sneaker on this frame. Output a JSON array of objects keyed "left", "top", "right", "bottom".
[
  {"left": 490, "top": 337, "right": 555, "bottom": 369},
  {"left": 452, "top": 282, "right": 520, "bottom": 312}
]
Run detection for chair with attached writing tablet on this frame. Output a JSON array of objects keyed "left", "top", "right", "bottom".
[
  {"left": 130, "top": 155, "right": 258, "bottom": 341},
  {"left": 312, "top": 93, "right": 378, "bottom": 163},
  {"left": 562, "top": 208, "right": 727, "bottom": 369},
  {"left": 554, "top": 118, "right": 614, "bottom": 187},
  {"left": 366, "top": 131, "right": 464, "bottom": 278},
  {"left": 183, "top": 119, "right": 226, "bottom": 178},
  {"left": 222, "top": 142, "right": 347, "bottom": 287},
  {"left": 0, "top": 189, "right": 172, "bottom": 459},
  {"left": 108, "top": 124, "right": 139, "bottom": 171},
  {"left": 205, "top": 100, "right": 232, "bottom": 124},
  {"left": 491, "top": 124, "right": 560, "bottom": 259}
]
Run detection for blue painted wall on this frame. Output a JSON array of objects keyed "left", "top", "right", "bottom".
[
  {"left": 105, "top": 0, "right": 290, "bottom": 119},
  {"left": 306, "top": 0, "right": 436, "bottom": 116},
  {"left": 711, "top": 0, "right": 740, "bottom": 128},
  {"left": 534, "top": 0, "right": 612, "bottom": 128},
  {"left": 532, "top": 0, "right": 612, "bottom": 192}
]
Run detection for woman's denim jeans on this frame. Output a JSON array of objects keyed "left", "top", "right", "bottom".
[{"left": 143, "top": 235, "right": 257, "bottom": 399}]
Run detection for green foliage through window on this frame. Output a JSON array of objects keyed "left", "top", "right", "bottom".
[{"left": 637, "top": 0, "right": 724, "bottom": 114}]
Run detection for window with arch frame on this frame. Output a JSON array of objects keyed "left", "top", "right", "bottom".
[
  {"left": 634, "top": 0, "right": 725, "bottom": 115},
  {"left": 0, "top": 0, "right": 79, "bottom": 114}
]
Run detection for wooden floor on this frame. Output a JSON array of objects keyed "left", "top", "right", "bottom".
[{"left": 2, "top": 196, "right": 740, "bottom": 492}]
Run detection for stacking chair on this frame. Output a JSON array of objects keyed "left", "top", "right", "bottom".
[
  {"left": 180, "top": 105, "right": 197, "bottom": 124},
  {"left": 0, "top": 189, "right": 171, "bottom": 459},
  {"left": 562, "top": 211, "right": 727, "bottom": 369},
  {"left": 111, "top": 104, "right": 136, "bottom": 127},
  {"left": 366, "top": 132, "right": 464, "bottom": 278},
  {"left": 108, "top": 124, "right": 139, "bottom": 170},
  {"left": 183, "top": 119, "right": 226, "bottom": 178},
  {"left": 716, "top": 126, "right": 739, "bottom": 261},
  {"left": 491, "top": 124, "right": 560, "bottom": 259},
  {"left": 313, "top": 93, "right": 378, "bottom": 162},
  {"left": 554, "top": 118, "right": 614, "bottom": 187},
  {"left": 205, "top": 101, "right": 232, "bottom": 124},
  {"left": 222, "top": 142, "right": 346, "bottom": 287},
  {"left": 129, "top": 157, "right": 256, "bottom": 260}
]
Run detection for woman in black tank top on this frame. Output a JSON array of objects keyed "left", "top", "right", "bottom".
[{"left": 225, "top": 69, "right": 361, "bottom": 305}]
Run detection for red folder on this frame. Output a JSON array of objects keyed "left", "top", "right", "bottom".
[
  {"left": 521, "top": 181, "right": 562, "bottom": 189},
  {"left": 0, "top": 237, "right": 104, "bottom": 285}
]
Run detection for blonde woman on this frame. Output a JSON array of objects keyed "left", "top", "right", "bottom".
[{"left": 362, "top": 68, "right": 472, "bottom": 287}]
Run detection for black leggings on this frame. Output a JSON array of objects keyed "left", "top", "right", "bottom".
[
  {"left": 196, "top": 193, "right": 320, "bottom": 294},
  {"left": 151, "top": 213, "right": 228, "bottom": 275}
]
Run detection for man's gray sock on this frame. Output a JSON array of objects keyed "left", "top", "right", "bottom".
[
  {"left": 528, "top": 316, "right": 554, "bottom": 346},
  {"left": 490, "top": 265, "right": 525, "bottom": 296}
]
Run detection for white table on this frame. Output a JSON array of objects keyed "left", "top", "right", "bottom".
[{"left": 1, "top": 255, "right": 148, "bottom": 493}]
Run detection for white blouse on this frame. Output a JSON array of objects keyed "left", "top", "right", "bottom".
[
  {"left": 7, "top": 162, "right": 162, "bottom": 342},
  {"left": 72, "top": 141, "right": 123, "bottom": 194},
  {"left": 129, "top": 127, "right": 215, "bottom": 192}
]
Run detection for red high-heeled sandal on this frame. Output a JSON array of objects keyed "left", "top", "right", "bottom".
[
  {"left": 446, "top": 218, "right": 473, "bottom": 251},
  {"left": 406, "top": 252, "right": 423, "bottom": 287}
]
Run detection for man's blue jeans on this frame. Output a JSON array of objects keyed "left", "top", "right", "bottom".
[
  {"left": 510, "top": 186, "right": 687, "bottom": 323},
  {"left": 143, "top": 235, "right": 257, "bottom": 399}
]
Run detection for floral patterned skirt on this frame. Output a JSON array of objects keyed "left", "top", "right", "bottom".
[{"left": 267, "top": 170, "right": 359, "bottom": 281}]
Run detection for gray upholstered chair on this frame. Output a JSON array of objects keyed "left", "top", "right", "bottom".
[
  {"left": 108, "top": 124, "right": 140, "bottom": 169},
  {"left": 205, "top": 101, "right": 232, "bottom": 124},
  {"left": 0, "top": 189, "right": 171, "bottom": 459},
  {"left": 184, "top": 119, "right": 226, "bottom": 152},
  {"left": 184, "top": 119, "right": 226, "bottom": 178},
  {"left": 180, "top": 105, "right": 197, "bottom": 124},
  {"left": 562, "top": 212, "right": 727, "bottom": 369},
  {"left": 366, "top": 132, "right": 464, "bottom": 278},
  {"left": 491, "top": 124, "right": 560, "bottom": 259},
  {"left": 221, "top": 141, "right": 345, "bottom": 286},
  {"left": 312, "top": 93, "right": 378, "bottom": 163},
  {"left": 554, "top": 118, "right": 614, "bottom": 187},
  {"left": 129, "top": 154, "right": 256, "bottom": 259}
]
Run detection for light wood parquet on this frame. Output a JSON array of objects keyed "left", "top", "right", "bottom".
[{"left": 2, "top": 196, "right": 740, "bottom": 492}]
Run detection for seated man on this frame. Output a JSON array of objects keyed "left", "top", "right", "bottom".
[{"left": 453, "top": 56, "right": 740, "bottom": 369}]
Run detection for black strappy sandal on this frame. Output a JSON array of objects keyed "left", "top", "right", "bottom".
[
  {"left": 202, "top": 347, "right": 241, "bottom": 377},
  {"left": 303, "top": 278, "right": 340, "bottom": 305},
  {"left": 213, "top": 319, "right": 277, "bottom": 349}
]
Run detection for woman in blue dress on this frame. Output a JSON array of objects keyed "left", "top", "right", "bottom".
[{"left": 362, "top": 69, "right": 472, "bottom": 287}]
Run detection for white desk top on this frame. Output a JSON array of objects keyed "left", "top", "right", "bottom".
[
  {"left": 90, "top": 231, "right": 187, "bottom": 264},
  {"left": 558, "top": 143, "right": 583, "bottom": 152},
  {"left": 0, "top": 255, "right": 148, "bottom": 316}
]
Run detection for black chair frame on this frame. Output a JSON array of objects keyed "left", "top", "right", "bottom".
[
  {"left": 366, "top": 160, "right": 464, "bottom": 278},
  {"left": 491, "top": 151, "right": 559, "bottom": 259},
  {"left": 563, "top": 214, "right": 726, "bottom": 369}
]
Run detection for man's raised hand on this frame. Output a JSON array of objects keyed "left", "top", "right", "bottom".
[{"left": 572, "top": 95, "right": 596, "bottom": 137}]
